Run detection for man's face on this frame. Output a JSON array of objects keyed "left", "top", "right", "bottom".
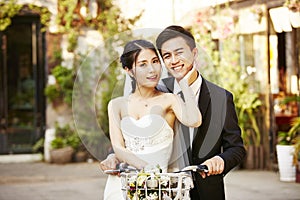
[{"left": 161, "top": 37, "right": 196, "bottom": 81}]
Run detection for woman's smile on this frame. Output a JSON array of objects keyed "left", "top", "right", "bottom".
[{"left": 146, "top": 74, "right": 158, "bottom": 81}]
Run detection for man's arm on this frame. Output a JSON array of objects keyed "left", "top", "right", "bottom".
[
  {"left": 200, "top": 92, "right": 246, "bottom": 178},
  {"left": 218, "top": 92, "right": 246, "bottom": 174}
]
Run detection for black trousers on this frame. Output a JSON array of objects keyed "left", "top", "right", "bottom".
[{"left": 190, "top": 173, "right": 225, "bottom": 200}]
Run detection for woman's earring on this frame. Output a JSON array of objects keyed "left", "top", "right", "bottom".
[
  {"left": 125, "top": 67, "right": 135, "bottom": 79},
  {"left": 129, "top": 72, "right": 135, "bottom": 80}
]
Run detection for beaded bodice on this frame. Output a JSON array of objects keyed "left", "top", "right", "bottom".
[{"left": 120, "top": 114, "right": 174, "bottom": 172}]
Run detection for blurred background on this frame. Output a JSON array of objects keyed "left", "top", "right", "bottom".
[{"left": 0, "top": 0, "right": 299, "bottom": 183}]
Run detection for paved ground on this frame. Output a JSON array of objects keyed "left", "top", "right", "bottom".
[{"left": 0, "top": 161, "right": 300, "bottom": 200}]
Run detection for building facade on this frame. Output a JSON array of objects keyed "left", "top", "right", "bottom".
[{"left": 0, "top": 1, "right": 299, "bottom": 171}]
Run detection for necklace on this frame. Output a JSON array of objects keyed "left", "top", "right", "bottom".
[
  {"left": 139, "top": 96, "right": 152, "bottom": 107},
  {"left": 136, "top": 90, "right": 158, "bottom": 107},
  {"left": 144, "top": 102, "right": 148, "bottom": 107}
]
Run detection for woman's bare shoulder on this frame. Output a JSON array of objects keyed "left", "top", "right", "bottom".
[
  {"left": 110, "top": 96, "right": 128, "bottom": 102},
  {"left": 108, "top": 96, "right": 128, "bottom": 108}
]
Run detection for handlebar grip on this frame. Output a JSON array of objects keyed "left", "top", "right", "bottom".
[
  {"left": 196, "top": 165, "right": 209, "bottom": 173},
  {"left": 117, "top": 162, "right": 129, "bottom": 169}
]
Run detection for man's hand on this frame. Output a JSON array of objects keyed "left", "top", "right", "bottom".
[
  {"left": 200, "top": 156, "right": 224, "bottom": 178},
  {"left": 99, "top": 154, "right": 120, "bottom": 174}
]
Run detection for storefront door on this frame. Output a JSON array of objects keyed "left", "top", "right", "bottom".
[{"left": 0, "top": 15, "right": 46, "bottom": 154}]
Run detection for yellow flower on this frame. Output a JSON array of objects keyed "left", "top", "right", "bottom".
[{"left": 136, "top": 174, "right": 148, "bottom": 187}]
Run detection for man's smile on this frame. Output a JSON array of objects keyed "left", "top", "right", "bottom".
[{"left": 172, "top": 65, "right": 184, "bottom": 72}]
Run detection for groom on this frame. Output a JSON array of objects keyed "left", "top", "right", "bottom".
[{"left": 100, "top": 25, "right": 246, "bottom": 200}]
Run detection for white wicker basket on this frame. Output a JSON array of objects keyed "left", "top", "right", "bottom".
[{"left": 120, "top": 172, "right": 194, "bottom": 200}]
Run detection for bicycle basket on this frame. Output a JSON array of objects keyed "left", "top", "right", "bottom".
[{"left": 120, "top": 171, "right": 194, "bottom": 200}]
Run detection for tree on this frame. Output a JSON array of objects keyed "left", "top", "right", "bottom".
[
  {"left": 1, "top": 0, "right": 142, "bottom": 160},
  {"left": 53, "top": 0, "right": 142, "bottom": 160}
]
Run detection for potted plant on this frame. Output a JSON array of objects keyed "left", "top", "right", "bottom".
[
  {"left": 277, "top": 129, "right": 298, "bottom": 182},
  {"left": 50, "top": 123, "right": 81, "bottom": 164},
  {"left": 276, "top": 96, "right": 300, "bottom": 182},
  {"left": 44, "top": 65, "right": 74, "bottom": 109},
  {"left": 290, "top": 118, "right": 300, "bottom": 183},
  {"left": 295, "top": 134, "right": 300, "bottom": 183}
]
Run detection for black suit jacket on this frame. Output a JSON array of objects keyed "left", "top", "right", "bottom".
[{"left": 162, "top": 76, "right": 246, "bottom": 200}]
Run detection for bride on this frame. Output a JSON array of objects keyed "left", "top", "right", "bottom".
[{"left": 103, "top": 39, "right": 202, "bottom": 199}]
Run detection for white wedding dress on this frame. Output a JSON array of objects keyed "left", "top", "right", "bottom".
[{"left": 104, "top": 114, "right": 174, "bottom": 200}]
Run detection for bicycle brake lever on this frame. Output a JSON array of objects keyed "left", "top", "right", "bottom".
[
  {"left": 118, "top": 163, "right": 139, "bottom": 173},
  {"left": 103, "top": 163, "right": 128, "bottom": 174},
  {"left": 196, "top": 165, "right": 209, "bottom": 173}
]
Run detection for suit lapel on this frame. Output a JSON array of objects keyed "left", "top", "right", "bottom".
[
  {"left": 161, "top": 77, "right": 175, "bottom": 93},
  {"left": 198, "top": 78, "right": 211, "bottom": 123}
]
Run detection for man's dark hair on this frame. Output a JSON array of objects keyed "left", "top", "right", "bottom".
[{"left": 156, "top": 25, "right": 196, "bottom": 54}]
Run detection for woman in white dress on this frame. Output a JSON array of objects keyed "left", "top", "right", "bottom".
[{"left": 104, "top": 39, "right": 202, "bottom": 199}]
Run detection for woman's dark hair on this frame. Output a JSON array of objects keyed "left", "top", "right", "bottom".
[
  {"left": 120, "top": 39, "right": 158, "bottom": 70},
  {"left": 156, "top": 25, "right": 196, "bottom": 54}
]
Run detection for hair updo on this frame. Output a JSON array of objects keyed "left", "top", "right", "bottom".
[{"left": 120, "top": 40, "right": 158, "bottom": 70}]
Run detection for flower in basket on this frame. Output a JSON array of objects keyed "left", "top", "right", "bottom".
[
  {"left": 159, "top": 175, "right": 170, "bottom": 188},
  {"left": 125, "top": 165, "right": 163, "bottom": 200},
  {"left": 137, "top": 173, "right": 149, "bottom": 187},
  {"left": 148, "top": 192, "right": 159, "bottom": 200}
]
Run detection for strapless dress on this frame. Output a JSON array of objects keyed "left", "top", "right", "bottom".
[{"left": 104, "top": 114, "right": 174, "bottom": 200}]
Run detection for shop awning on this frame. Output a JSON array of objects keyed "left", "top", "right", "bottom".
[{"left": 269, "top": 7, "right": 300, "bottom": 33}]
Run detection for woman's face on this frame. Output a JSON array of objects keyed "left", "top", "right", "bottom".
[{"left": 132, "top": 49, "right": 161, "bottom": 88}]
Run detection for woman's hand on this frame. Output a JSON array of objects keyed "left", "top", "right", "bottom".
[
  {"left": 99, "top": 154, "right": 120, "bottom": 174},
  {"left": 171, "top": 67, "right": 202, "bottom": 128},
  {"left": 178, "top": 66, "right": 197, "bottom": 86}
]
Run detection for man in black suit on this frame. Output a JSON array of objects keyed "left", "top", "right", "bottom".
[
  {"left": 100, "top": 25, "right": 246, "bottom": 200},
  {"left": 155, "top": 25, "right": 246, "bottom": 199}
]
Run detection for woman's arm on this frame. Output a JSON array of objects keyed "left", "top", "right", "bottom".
[
  {"left": 108, "top": 99, "right": 147, "bottom": 169},
  {"left": 169, "top": 78, "right": 202, "bottom": 128}
]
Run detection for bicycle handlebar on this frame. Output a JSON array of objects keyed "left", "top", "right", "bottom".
[{"left": 104, "top": 163, "right": 208, "bottom": 175}]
